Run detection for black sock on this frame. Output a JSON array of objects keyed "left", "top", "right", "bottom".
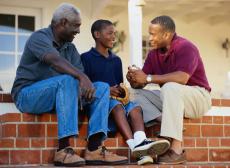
[
  {"left": 88, "top": 132, "right": 103, "bottom": 151},
  {"left": 58, "top": 136, "right": 70, "bottom": 151}
]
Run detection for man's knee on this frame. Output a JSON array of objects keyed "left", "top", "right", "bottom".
[
  {"left": 93, "top": 82, "right": 110, "bottom": 92},
  {"left": 59, "top": 75, "right": 79, "bottom": 87},
  {"left": 111, "top": 104, "right": 124, "bottom": 113},
  {"left": 161, "top": 82, "right": 182, "bottom": 94}
]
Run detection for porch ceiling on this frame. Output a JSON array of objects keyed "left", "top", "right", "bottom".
[{"left": 100, "top": 0, "right": 230, "bottom": 25}]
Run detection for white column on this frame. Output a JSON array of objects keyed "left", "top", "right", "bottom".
[{"left": 128, "top": 0, "right": 144, "bottom": 68}]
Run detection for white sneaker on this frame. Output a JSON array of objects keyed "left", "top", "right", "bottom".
[
  {"left": 137, "top": 155, "right": 153, "bottom": 165},
  {"left": 132, "top": 139, "right": 170, "bottom": 158}
]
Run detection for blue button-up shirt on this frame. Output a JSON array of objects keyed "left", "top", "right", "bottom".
[{"left": 11, "top": 26, "right": 84, "bottom": 101}]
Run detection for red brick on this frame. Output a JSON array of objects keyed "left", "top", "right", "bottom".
[
  {"left": 37, "top": 113, "right": 50, "bottom": 122},
  {"left": 69, "top": 138, "right": 75, "bottom": 147},
  {"left": 210, "top": 149, "right": 230, "bottom": 161},
  {"left": 213, "top": 116, "right": 224, "bottom": 124},
  {"left": 186, "top": 166, "right": 199, "bottom": 168},
  {"left": 16, "top": 138, "right": 30, "bottom": 148},
  {"left": 221, "top": 99, "right": 230, "bottom": 106},
  {"left": 50, "top": 114, "right": 57, "bottom": 122},
  {"left": 183, "top": 118, "right": 190, "bottom": 123},
  {"left": 46, "top": 138, "right": 58, "bottom": 148},
  {"left": 18, "top": 124, "right": 45, "bottom": 137},
  {"left": 201, "top": 125, "right": 223, "bottom": 137},
  {"left": 0, "top": 150, "right": 9, "bottom": 164},
  {"left": 224, "top": 116, "right": 230, "bottom": 124},
  {"left": 2, "top": 94, "right": 13, "bottom": 102},
  {"left": 31, "top": 138, "right": 45, "bottom": 148},
  {"left": 183, "top": 138, "right": 195, "bottom": 147},
  {"left": 221, "top": 138, "right": 230, "bottom": 147},
  {"left": 168, "top": 165, "right": 185, "bottom": 168},
  {"left": 103, "top": 138, "right": 117, "bottom": 147},
  {"left": 183, "top": 125, "right": 200, "bottom": 137},
  {"left": 114, "top": 132, "right": 123, "bottom": 138},
  {"left": 188, "top": 118, "right": 201, "bottom": 123},
  {"left": 196, "top": 138, "right": 207, "bottom": 147},
  {"left": 79, "top": 124, "right": 88, "bottom": 137},
  {"left": 0, "top": 93, "right": 2, "bottom": 102},
  {"left": 22, "top": 113, "right": 36, "bottom": 122},
  {"left": 0, "top": 139, "right": 14, "bottom": 148},
  {"left": 213, "top": 166, "right": 228, "bottom": 168},
  {"left": 212, "top": 99, "right": 221, "bottom": 106},
  {"left": 47, "top": 124, "right": 57, "bottom": 137},
  {"left": 1, "top": 113, "right": 21, "bottom": 122},
  {"left": 118, "top": 137, "right": 128, "bottom": 147},
  {"left": 200, "top": 166, "right": 213, "bottom": 168},
  {"left": 186, "top": 149, "right": 208, "bottom": 162},
  {"left": 201, "top": 116, "right": 212, "bottom": 123},
  {"left": 224, "top": 126, "right": 230, "bottom": 136},
  {"left": 2, "top": 124, "right": 16, "bottom": 137},
  {"left": 76, "top": 138, "right": 87, "bottom": 148},
  {"left": 158, "top": 166, "right": 174, "bottom": 168},
  {"left": 11, "top": 150, "right": 41, "bottom": 164},
  {"left": 75, "top": 149, "right": 85, "bottom": 158},
  {"left": 42, "top": 149, "right": 55, "bottom": 164},
  {"left": 209, "top": 138, "right": 220, "bottom": 147}
]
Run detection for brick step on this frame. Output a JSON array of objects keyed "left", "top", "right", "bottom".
[
  {"left": 1, "top": 113, "right": 230, "bottom": 165},
  {"left": 2, "top": 163, "right": 230, "bottom": 168}
]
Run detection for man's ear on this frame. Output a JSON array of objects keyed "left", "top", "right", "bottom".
[
  {"left": 94, "top": 31, "right": 100, "bottom": 39},
  {"left": 60, "top": 18, "right": 68, "bottom": 27},
  {"left": 164, "top": 31, "right": 172, "bottom": 40}
]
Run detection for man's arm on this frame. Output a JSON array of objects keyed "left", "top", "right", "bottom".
[
  {"left": 128, "top": 69, "right": 190, "bottom": 86},
  {"left": 151, "top": 71, "right": 190, "bottom": 85},
  {"left": 44, "top": 53, "right": 85, "bottom": 79},
  {"left": 44, "top": 53, "right": 95, "bottom": 100}
]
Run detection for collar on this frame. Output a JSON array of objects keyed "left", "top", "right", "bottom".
[
  {"left": 158, "top": 33, "right": 178, "bottom": 60},
  {"left": 90, "top": 47, "right": 114, "bottom": 59}
]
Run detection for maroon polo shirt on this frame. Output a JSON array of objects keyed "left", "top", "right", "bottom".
[{"left": 143, "top": 34, "right": 211, "bottom": 92}]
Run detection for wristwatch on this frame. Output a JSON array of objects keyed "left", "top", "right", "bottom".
[{"left": 146, "top": 74, "right": 152, "bottom": 83}]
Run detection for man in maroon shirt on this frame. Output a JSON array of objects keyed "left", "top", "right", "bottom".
[{"left": 127, "top": 15, "right": 211, "bottom": 164}]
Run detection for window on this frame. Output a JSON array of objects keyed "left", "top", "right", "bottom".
[
  {"left": 0, "top": 6, "right": 41, "bottom": 92},
  {"left": 142, "top": 36, "right": 151, "bottom": 62}
]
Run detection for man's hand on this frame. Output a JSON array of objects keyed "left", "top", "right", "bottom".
[
  {"left": 79, "top": 74, "right": 95, "bottom": 101},
  {"left": 110, "top": 85, "right": 122, "bottom": 97},
  {"left": 127, "top": 66, "right": 148, "bottom": 85}
]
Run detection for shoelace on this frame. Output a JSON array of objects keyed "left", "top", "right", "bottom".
[
  {"left": 64, "top": 147, "right": 75, "bottom": 155},
  {"left": 100, "top": 146, "right": 113, "bottom": 157},
  {"left": 62, "top": 147, "right": 75, "bottom": 163}
]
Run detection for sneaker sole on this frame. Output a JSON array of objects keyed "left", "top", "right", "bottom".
[
  {"left": 54, "top": 161, "right": 85, "bottom": 167},
  {"left": 86, "top": 159, "right": 128, "bottom": 165},
  {"left": 132, "top": 140, "right": 170, "bottom": 157},
  {"left": 137, "top": 156, "right": 153, "bottom": 165}
]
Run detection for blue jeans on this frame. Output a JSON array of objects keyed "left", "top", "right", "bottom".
[
  {"left": 108, "top": 98, "right": 140, "bottom": 132},
  {"left": 15, "top": 75, "right": 110, "bottom": 140}
]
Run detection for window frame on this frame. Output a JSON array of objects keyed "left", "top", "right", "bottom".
[{"left": 0, "top": 6, "right": 41, "bottom": 92}]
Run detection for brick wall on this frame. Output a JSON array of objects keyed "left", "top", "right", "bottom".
[
  {"left": 0, "top": 112, "right": 230, "bottom": 165},
  {"left": 0, "top": 94, "right": 230, "bottom": 166}
]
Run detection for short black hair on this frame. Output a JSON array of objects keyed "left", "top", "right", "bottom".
[
  {"left": 151, "top": 15, "right": 175, "bottom": 33},
  {"left": 91, "top": 19, "right": 113, "bottom": 40}
]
